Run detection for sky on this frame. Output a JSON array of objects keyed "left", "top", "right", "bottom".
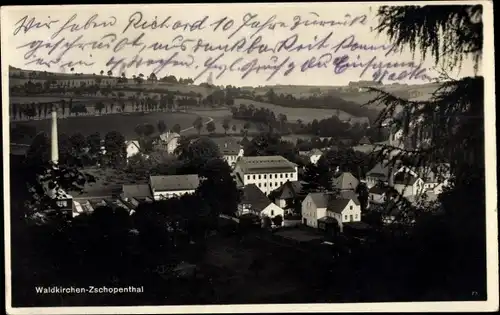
[{"left": 2, "top": 3, "right": 482, "bottom": 87}]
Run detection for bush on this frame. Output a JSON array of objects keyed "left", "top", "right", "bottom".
[{"left": 272, "top": 215, "right": 283, "bottom": 227}]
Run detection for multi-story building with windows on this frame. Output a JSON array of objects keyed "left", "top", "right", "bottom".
[{"left": 233, "top": 156, "right": 298, "bottom": 195}]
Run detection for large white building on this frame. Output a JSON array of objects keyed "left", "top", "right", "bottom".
[{"left": 233, "top": 156, "right": 298, "bottom": 195}]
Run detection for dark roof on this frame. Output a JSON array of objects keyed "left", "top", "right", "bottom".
[
  {"left": 327, "top": 199, "right": 351, "bottom": 214},
  {"left": 240, "top": 184, "right": 271, "bottom": 212},
  {"left": 394, "top": 172, "right": 419, "bottom": 185},
  {"left": 339, "top": 190, "right": 360, "bottom": 205},
  {"left": 318, "top": 216, "right": 339, "bottom": 224},
  {"left": 367, "top": 160, "right": 402, "bottom": 181},
  {"left": 210, "top": 137, "right": 241, "bottom": 155},
  {"left": 274, "top": 180, "right": 304, "bottom": 199},
  {"left": 149, "top": 174, "right": 200, "bottom": 192},
  {"left": 236, "top": 156, "right": 296, "bottom": 174},
  {"left": 122, "top": 184, "right": 152, "bottom": 199},
  {"left": 369, "top": 185, "right": 391, "bottom": 195},
  {"left": 308, "top": 192, "right": 329, "bottom": 208},
  {"left": 332, "top": 172, "right": 359, "bottom": 190}
]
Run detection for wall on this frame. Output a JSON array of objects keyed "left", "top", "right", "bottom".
[
  {"left": 241, "top": 170, "right": 299, "bottom": 194},
  {"left": 153, "top": 189, "right": 195, "bottom": 200}
]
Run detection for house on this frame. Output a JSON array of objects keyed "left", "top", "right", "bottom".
[
  {"left": 368, "top": 185, "right": 398, "bottom": 205},
  {"left": 365, "top": 160, "right": 402, "bottom": 188},
  {"left": 393, "top": 172, "right": 425, "bottom": 197},
  {"left": 415, "top": 164, "right": 451, "bottom": 195},
  {"left": 299, "top": 148, "right": 323, "bottom": 164},
  {"left": 332, "top": 172, "right": 359, "bottom": 191},
  {"left": 272, "top": 180, "right": 307, "bottom": 209},
  {"left": 358, "top": 136, "right": 371, "bottom": 145},
  {"left": 301, "top": 192, "right": 329, "bottom": 228},
  {"left": 233, "top": 156, "right": 298, "bottom": 194},
  {"left": 302, "top": 191, "right": 361, "bottom": 231},
  {"left": 211, "top": 137, "right": 244, "bottom": 168},
  {"left": 149, "top": 174, "right": 200, "bottom": 200},
  {"left": 158, "top": 131, "right": 180, "bottom": 154},
  {"left": 125, "top": 140, "right": 141, "bottom": 160},
  {"left": 238, "top": 184, "right": 284, "bottom": 220}
]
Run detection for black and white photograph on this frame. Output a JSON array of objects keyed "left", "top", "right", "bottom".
[{"left": 2, "top": 2, "right": 497, "bottom": 313}]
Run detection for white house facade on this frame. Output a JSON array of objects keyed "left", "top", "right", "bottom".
[
  {"left": 125, "top": 140, "right": 141, "bottom": 160},
  {"left": 149, "top": 174, "right": 200, "bottom": 200}
]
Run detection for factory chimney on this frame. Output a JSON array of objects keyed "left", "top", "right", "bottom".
[{"left": 51, "top": 106, "right": 59, "bottom": 164}]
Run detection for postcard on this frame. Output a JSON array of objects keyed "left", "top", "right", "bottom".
[{"left": 2, "top": 1, "right": 498, "bottom": 314}]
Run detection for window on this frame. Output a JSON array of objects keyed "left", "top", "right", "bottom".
[
  {"left": 350, "top": 206, "right": 353, "bottom": 210},
  {"left": 355, "top": 214, "right": 358, "bottom": 219},
  {"left": 264, "top": 183, "right": 267, "bottom": 187},
  {"left": 275, "top": 174, "right": 278, "bottom": 178},
  {"left": 271, "top": 210, "right": 274, "bottom": 216},
  {"left": 280, "top": 174, "right": 283, "bottom": 178},
  {"left": 344, "top": 215, "right": 348, "bottom": 221},
  {"left": 371, "top": 195, "right": 374, "bottom": 200},
  {"left": 264, "top": 174, "right": 267, "bottom": 179},
  {"left": 350, "top": 215, "right": 353, "bottom": 221},
  {"left": 258, "top": 183, "right": 261, "bottom": 187},
  {"left": 258, "top": 175, "right": 261, "bottom": 179},
  {"left": 253, "top": 175, "right": 256, "bottom": 180},
  {"left": 285, "top": 173, "right": 288, "bottom": 178}
]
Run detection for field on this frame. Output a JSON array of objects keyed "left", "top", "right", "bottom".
[
  {"left": 234, "top": 98, "right": 353, "bottom": 123},
  {"left": 11, "top": 111, "right": 210, "bottom": 144}
]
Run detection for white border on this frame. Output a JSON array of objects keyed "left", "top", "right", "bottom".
[{"left": 2, "top": 1, "right": 498, "bottom": 314}]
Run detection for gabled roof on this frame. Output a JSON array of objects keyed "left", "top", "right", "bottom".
[
  {"left": 236, "top": 156, "right": 296, "bottom": 174},
  {"left": 149, "top": 174, "right": 200, "bottom": 192},
  {"left": 240, "top": 184, "right": 272, "bottom": 212},
  {"left": 125, "top": 140, "right": 140, "bottom": 149},
  {"left": 211, "top": 137, "right": 241, "bottom": 155},
  {"left": 332, "top": 172, "right": 359, "bottom": 190},
  {"left": 327, "top": 199, "right": 351, "bottom": 214},
  {"left": 274, "top": 180, "right": 305, "bottom": 199},
  {"left": 307, "top": 192, "right": 329, "bottom": 209},
  {"left": 367, "top": 160, "right": 402, "bottom": 180}
]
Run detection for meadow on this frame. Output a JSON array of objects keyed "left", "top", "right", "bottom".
[{"left": 11, "top": 111, "right": 210, "bottom": 144}]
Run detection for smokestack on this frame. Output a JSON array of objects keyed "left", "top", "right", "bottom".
[{"left": 51, "top": 107, "right": 59, "bottom": 164}]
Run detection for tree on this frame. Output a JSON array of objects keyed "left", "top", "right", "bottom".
[
  {"left": 26, "top": 132, "right": 51, "bottom": 165},
  {"left": 355, "top": 182, "right": 369, "bottom": 212},
  {"left": 104, "top": 131, "right": 126, "bottom": 167},
  {"left": 206, "top": 121, "right": 216, "bottom": 134},
  {"left": 231, "top": 124, "right": 237, "bottom": 132},
  {"left": 86, "top": 132, "right": 102, "bottom": 162},
  {"left": 172, "top": 123, "right": 182, "bottom": 134},
  {"left": 157, "top": 120, "right": 167, "bottom": 134},
  {"left": 176, "top": 137, "right": 221, "bottom": 171},
  {"left": 197, "top": 158, "right": 241, "bottom": 219},
  {"left": 100, "top": 70, "right": 104, "bottom": 76},
  {"left": 107, "top": 70, "right": 112, "bottom": 77},
  {"left": 143, "top": 123, "right": 155, "bottom": 137},
  {"left": 345, "top": 4, "right": 486, "bottom": 301},
  {"left": 134, "top": 124, "right": 146, "bottom": 137},
  {"left": 94, "top": 102, "right": 105, "bottom": 115},
  {"left": 193, "top": 117, "right": 204, "bottom": 135},
  {"left": 222, "top": 118, "right": 230, "bottom": 134},
  {"left": 272, "top": 215, "right": 283, "bottom": 227}
]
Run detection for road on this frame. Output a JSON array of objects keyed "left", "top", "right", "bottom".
[{"left": 179, "top": 116, "right": 214, "bottom": 133}]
